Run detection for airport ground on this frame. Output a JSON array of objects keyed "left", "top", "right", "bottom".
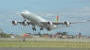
[
  {"left": 0, "top": 48, "right": 90, "bottom": 50},
  {"left": 0, "top": 38, "right": 90, "bottom": 48}
]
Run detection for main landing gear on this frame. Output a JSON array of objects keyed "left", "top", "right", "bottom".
[
  {"left": 32, "top": 26, "right": 36, "bottom": 31},
  {"left": 32, "top": 26, "right": 44, "bottom": 31},
  {"left": 40, "top": 27, "right": 43, "bottom": 30}
]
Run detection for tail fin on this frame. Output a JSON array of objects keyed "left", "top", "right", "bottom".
[{"left": 56, "top": 16, "right": 59, "bottom": 22}]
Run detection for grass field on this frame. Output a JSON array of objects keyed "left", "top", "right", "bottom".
[{"left": 0, "top": 38, "right": 90, "bottom": 48}]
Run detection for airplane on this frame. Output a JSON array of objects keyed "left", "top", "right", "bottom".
[{"left": 12, "top": 10, "right": 89, "bottom": 31}]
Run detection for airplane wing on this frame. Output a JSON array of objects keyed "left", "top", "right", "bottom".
[
  {"left": 41, "top": 22, "right": 65, "bottom": 25},
  {"left": 12, "top": 20, "right": 33, "bottom": 26},
  {"left": 70, "top": 20, "right": 90, "bottom": 24},
  {"left": 41, "top": 21, "right": 86, "bottom": 25},
  {"left": 12, "top": 19, "right": 90, "bottom": 26},
  {"left": 41, "top": 20, "right": 90, "bottom": 27},
  {"left": 53, "top": 20, "right": 90, "bottom": 27}
]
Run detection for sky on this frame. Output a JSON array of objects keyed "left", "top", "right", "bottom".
[{"left": 0, "top": 0, "right": 90, "bottom": 35}]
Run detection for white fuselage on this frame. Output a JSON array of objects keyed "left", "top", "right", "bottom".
[{"left": 21, "top": 11, "right": 56, "bottom": 30}]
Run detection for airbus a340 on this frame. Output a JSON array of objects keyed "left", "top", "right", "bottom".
[{"left": 12, "top": 10, "right": 89, "bottom": 31}]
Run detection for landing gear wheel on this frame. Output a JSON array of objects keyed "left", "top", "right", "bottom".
[
  {"left": 32, "top": 26, "right": 36, "bottom": 31},
  {"left": 32, "top": 27, "right": 36, "bottom": 31}
]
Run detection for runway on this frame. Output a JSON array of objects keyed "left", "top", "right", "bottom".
[{"left": 0, "top": 48, "right": 89, "bottom": 50}]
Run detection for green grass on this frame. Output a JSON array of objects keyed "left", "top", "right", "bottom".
[{"left": 0, "top": 40, "right": 90, "bottom": 48}]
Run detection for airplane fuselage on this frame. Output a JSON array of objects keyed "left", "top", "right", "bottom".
[{"left": 21, "top": 11, "right": 56, "bottom": 30}]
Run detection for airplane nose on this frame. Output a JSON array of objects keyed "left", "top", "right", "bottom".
[
  {"left": 21, "top": 11, "right": 25, "bottom": 14},
  {"left": 21, "top": 12, "right": 24, "bottom": 16},
  {"left": 21, "top": 10, "right": 31, "bottom": 15},
  {"left": 23, "top": 10, "right": 30, "bottom": 14}
]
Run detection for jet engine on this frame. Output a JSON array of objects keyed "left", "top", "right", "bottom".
[
  {"left": 47, "top": 21, "right": 53, "bottom": 26},
  {"left": 47, "top": 21, "right": 53, "bottom": 30},
  {"left": 22, "top": 21, "right": 28, "bottom": 26},
  {"left": 21, "top": 20, "right": 31, "bottom": 26},
  {"left": 12, "top": 20, "right": 18, "bottom": 25},
  {"left": 64, "top": 21, "right": 71, "bottom": 27}
]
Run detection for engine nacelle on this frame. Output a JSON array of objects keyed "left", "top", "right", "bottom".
[
  {"left": 22, "top": 21, "right": 28, "bottom": 26},
  {"left": 47, "top": 21, "right": 54, "bottom": 31},
  {"left": 47, "top": 21, "right": 53, "bottom": 26},
  {"left": 64, "top": 21, "right": 70, "bottom": 27},
  {"left": 12, "top": 20, "right": 18, "bottom": 25}
]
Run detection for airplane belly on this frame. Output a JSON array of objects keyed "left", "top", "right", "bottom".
[
  {"left": 27, "top": 16, "right": 56, "bottom": 29},
  {"left": 21, "top": 12, "right": 48, "bottom": 28},
  {"left": 27, "top": 16, "right": 44, "bottom": 27}
]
